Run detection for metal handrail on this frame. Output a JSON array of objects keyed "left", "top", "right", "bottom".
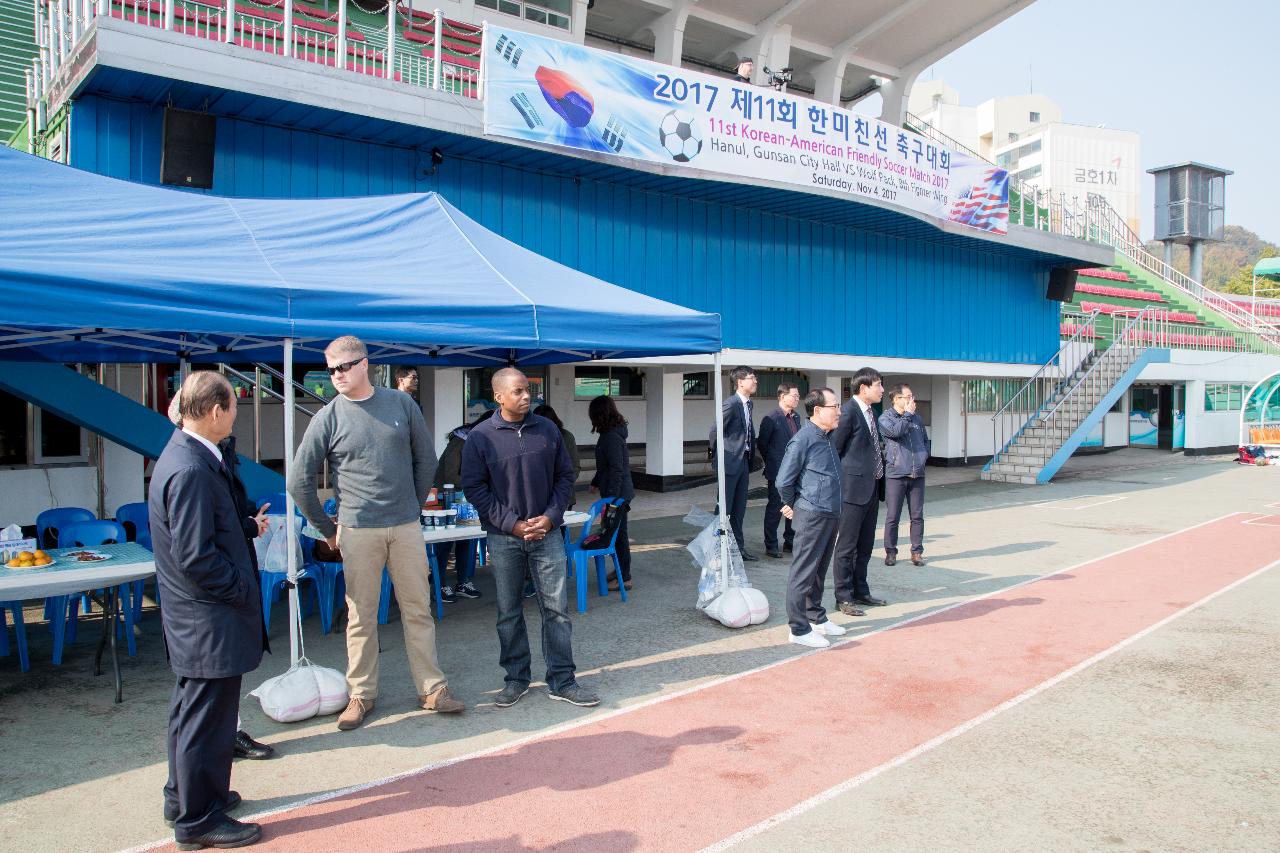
[
  {"left": 253, "top": 362, "right": 329, "bottom": 404},
  {"left": 988, "top": 309, "right": 1102, "bottom": 466},
  {"left": 220, "top": 364, "right": 321, "bottom": 416},
  {"left": 1041, "top": 307, "right": 1152, "bottom": 423}
]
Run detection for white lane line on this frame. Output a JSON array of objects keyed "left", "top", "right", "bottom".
[
  {"left": 117, "top": 512, "right": 1253, "bottom": 853},
  {"left": 1242, "top": 515, "right": 1280, "bottom": 527},
  {"left": 702, "top": 553, "right": 1280, "bottom": 852},
  {"left": 1066, "top": 495, "right": 1127, "bottom": 510},
  {"left": 920, "top": 586, "right": 945, "bottom": 593}
]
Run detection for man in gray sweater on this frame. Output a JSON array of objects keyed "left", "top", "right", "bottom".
[
  {"left": 288, "top": 336, "right": 463, "bottom": 730},
  {"left": 776, "top": 387, "right": 851, "bottom": 649}
]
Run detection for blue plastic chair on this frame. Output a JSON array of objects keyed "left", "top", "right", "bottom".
[
  {"left": 114, "top": 502, "right": 152, "bottom": 622},
  {"left": 36, "top": 506, "right": 96, "bottom": 551},
  {"left": 564, "top": 497, "right": 628, "bottom": 614},
  {"left": 1, "top": 601, "right": 30, "bottom": 672},
  {"left": 57, "top": 520, "right": 136, "bottom": 660}
]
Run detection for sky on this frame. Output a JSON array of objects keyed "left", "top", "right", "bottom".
[{"left": 894, "top": 0, "right": 1276, "bottom": 243}]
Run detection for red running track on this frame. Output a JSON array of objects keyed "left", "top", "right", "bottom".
[{"left": 158, "top": 512, "right": 1280, "bottom": 852}]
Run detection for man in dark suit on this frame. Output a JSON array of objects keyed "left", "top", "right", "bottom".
[
  {"left": 831, "top": 367, "right": 888, "bottom": 616},
  {"left": 150, "top": 372, "right": 265, "bottom": 850},
  {"left": 758, "top": 383, "right": 801, "bottom": 558},
  {"left": 709, "top": 365, "right": 762, "bottom": 560}
]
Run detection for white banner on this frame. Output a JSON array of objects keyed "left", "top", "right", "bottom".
[{"left": 483, "top": 26, "right": 1009, "bottom": 235}]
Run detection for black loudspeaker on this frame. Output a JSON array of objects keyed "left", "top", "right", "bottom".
[
  {"left": 1046, "top": 267, "right": 1078, "bottom": 302},
  {"left": 161, "top": 109, "right": 216, "bottom": 189}
]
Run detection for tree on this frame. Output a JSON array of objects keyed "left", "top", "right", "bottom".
[{"left": 1222, "top": 246, "right": 1280, "bottom": 297}]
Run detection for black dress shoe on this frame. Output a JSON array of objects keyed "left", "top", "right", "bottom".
[
  {"left": 837, "top": 601, "right": 866, "bottom": 617},
  {"left": 765, "top": 549, "right": 783, "bottom": 558},
  {"left": 164, "top": 791, "right": 242, "bottom": 827},
  {"left": 233, "top": 730, "right": 276, "bottom": 760},
  {"left": 175, "top": 817, "right": 261, "bottom": 850},
  {"left": 783, "top": 542, "right": 793, "bottom": 553},
  {"left": 884, "top": 553, "right": 897, "bottom": 566},
  {"left": 741, "top": 551, "right": 759, "bottom": 562},
  {"left": 854, "top": 595, "right": 888, "bottom": 607}
]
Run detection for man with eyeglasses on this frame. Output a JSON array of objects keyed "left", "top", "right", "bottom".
[
  {"left": 758, "top": 383, "right": 802, "bottom": 558},
  {"left": 879, "top": 383, "right": 930, "bottom": 566},
  {"left": 289, "top": 336, "right": 464, "bottom": 731},
  {"left": 776, "top": 387, "right": 846, "bottom": 648}
]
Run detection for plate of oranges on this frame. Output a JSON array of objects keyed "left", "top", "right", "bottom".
[{"left": 5, "top": 550, "right": 55, "bottom": 569}]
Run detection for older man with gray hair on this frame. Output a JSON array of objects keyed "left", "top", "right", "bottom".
[{"left": 289, "top": 335, "right": 463, "bottom": 731}]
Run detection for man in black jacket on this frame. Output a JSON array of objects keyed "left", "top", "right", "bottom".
[
  {"left": 709, "top": 365, "right": 762, "bottom": 560},
  {"left": 461, "top": 368, "right": 598, "bottom": 710},
  {"left": 758, "top": 383, "right": 801, "bottom": 558},
  {"left": 150, "top": 372, "right": 265, "bottom": 850},
  {"left": 830, "top": 367, "right": 887, "bottom": 615}
]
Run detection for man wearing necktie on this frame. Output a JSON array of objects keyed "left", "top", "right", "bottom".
[
  {"left": 710, "top": 365, "right": 762, "bottom": 560},
  {"left": 830, "top": 367, "right": 889, "bottom": 615},
  {"left": 150, "top": 372, "right": 266, "bottom": 849},
  {"left": 758, "top": 383, "right": 802, "bottom": 558}
]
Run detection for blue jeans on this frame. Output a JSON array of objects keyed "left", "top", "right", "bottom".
[{"left": 487, "top": 531, "right": 577, "bottom": 693}]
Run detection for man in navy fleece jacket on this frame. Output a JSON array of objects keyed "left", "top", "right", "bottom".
[{"left": 461, "top": 368, "right": 599, "bottom": 710}]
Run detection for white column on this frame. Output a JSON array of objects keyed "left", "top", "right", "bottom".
[
  {"left": 431, "top": 8, "right": 442, "bottom": 89},
  {"left": 649, "top": 7, "right": 688, "bottom": 67},
  {"left": 385, "top": 3, "right": 396, "bottom": 79},
  {"left": 645, "top": 368, "right": 686, "bottom": 478},
  {"left": 283, "top": 0, "right": 293, "bottom": 57},
  {"left": 420, "top": 367, "right": 464, "bottom": 458},
  {"left": 806, "top": 371, "right": 845, "bottom": 402},
  {"left": 337, "top": 0, "right": 348, "bottom": 69},
  {"left": 224, "top": 0, "right": 234, "bottom": 43}
]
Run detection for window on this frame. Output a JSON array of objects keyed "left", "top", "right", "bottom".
[
  {"left": 475, "top": 0, "right": 571, "bottom": 31},
  {"left": 1204, "top": 383, "right": 1246, "bottom": 412},
  {"left": 0, "top": 388, "right": 91, "bottom": 467},
  {"left": 1007, "top": 132, "right": 1019, "bottom": 143},
  {"left": 1029, "top": 111, "right": 1041, "bottom": 123},
  {"left": 751, "top": 370, "right": 809, "bottom": 401},
  {"left": 963, "top": 379, "right": 1034, "bottom": 413},
  {"left": 1011, "top": 164, "right": 1042, "bottom": 181},
  {"left": 682, "top": 372, "right": 711, "bottom": 399},
  {"left": 574, "top": 366, "right": 644, "bottom": 399}
]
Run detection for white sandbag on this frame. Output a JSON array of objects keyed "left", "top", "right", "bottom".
[
  {"left": 249, "top": 664, "right": 320, "bottom": 723},
  {"left": 738, "top": 587, "right": 770, "bottom": 625},
  {"left": 707, "top": 587, "right": 753, "bottom": 628},
  {"left": 312, "top": 663, "right": 349, "bottom": 715}
]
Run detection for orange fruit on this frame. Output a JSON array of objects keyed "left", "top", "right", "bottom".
[
  {"left": 18, "top": 551, "right": 33, "bottom": 560},
  {"left": 5, "top": 559, "right": 19, "bottom": 568},
  {"left": 33, "top": 550, "right": 48, "bottom": 559}
]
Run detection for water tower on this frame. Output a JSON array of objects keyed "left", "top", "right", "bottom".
[{"left": 1148, "top": 162, "right": 1231, "bottom": 284}]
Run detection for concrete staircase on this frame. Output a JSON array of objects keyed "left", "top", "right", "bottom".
[{"left": 983, "top": 308, "right": 1166, "bottom": 485}]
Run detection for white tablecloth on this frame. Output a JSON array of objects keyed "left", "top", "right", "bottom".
[
  {"left": 0, "top": 543, "right": 155, "bottom": 600},
  {"left": 420, "top": 510, "right": 590, "bottom": 545}
]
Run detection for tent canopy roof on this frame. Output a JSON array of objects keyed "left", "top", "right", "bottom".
[
  {"left": 1254, "top": 257, "right": 1280, "bottom": 278},
  {"left": 0, "top": 146, "right": 720, "bottom": 364}
]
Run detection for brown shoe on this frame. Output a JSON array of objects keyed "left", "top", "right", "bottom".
[
  {"left": 911, "top": 553, "right": 926, "bottom": 566},
  {"left": 606, "top": 577, "right": 633, "bottom": 592},
  {"left": 837, "top": 601, "right": 866, "bottom": 617},
  {"left": 337, "top": 697, "right": 374, "bottom": 730},
  {"left": 420, "top": 685, "right": 465, "bottom": 714}
]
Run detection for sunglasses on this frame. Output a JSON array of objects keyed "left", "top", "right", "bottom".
[{"left": 326, "top": 357, "right": 366, "bottom": 376}]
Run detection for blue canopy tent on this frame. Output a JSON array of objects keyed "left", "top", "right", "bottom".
[{"left": 0, "top": 146, "right": 738, "bottom": 671}]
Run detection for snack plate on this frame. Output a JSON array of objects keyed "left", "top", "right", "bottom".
[
  {"left": 65, "top": 550, "right": 112, "bottom": 563},
  {"left": 4, "top": 555, "right": 56, "bottom": 569}
]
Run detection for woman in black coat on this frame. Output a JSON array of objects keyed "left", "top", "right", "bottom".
[{"left": 588, "top": 395, "right": 635, "bottom": 589}]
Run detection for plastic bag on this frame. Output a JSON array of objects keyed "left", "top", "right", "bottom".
[
  {"left": 249, "top": 657, "right": 348, "bottom": 722},
  {"left": 689, "top": 518, "right": 751, "bottom": 609},
  {"left": 255, "top": 514, "right": 304, "bottom": 574}
]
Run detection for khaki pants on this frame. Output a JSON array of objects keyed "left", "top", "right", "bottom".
[{"left": 339, "top": 522, "right": 446, "bottom": 700}]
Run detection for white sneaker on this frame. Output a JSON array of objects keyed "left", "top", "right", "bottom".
[
  {"left": 789, "top": 630, "right": 830, "bottom": 649},
  {"left": 810, "top": 621, "right": 847, "bottom": 636}
]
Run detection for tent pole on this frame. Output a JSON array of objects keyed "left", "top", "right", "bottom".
[
  {"left": 713, "top": 351, "right": 729, "bottom": 594},
  {"left": 284, "top": 337, "right": 300, "bottom": 666}
]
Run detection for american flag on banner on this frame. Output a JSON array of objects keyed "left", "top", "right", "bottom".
[{"left": 948, "top": 167, "right": 1010, "bottom": 234}]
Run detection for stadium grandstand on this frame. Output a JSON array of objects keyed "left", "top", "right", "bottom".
[{"left": 2, "top": 0, "right": 1278, "bottom": 520}]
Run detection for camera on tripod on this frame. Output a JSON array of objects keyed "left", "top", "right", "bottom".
[{"left": 763, "top": 66, "right": 793, "bottom": 91}]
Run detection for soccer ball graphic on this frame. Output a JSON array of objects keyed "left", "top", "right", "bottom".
[{"left": 658, "top": 110, "right": 702, "bottom": 162}]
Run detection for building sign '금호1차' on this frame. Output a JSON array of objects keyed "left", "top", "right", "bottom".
[{"left": 482, "top": 27, "right": 1010, "bottom": 235}]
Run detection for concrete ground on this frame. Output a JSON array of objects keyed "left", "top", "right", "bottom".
[{"left": 0, "top": 448, "right": 1276, "bottom": 851}]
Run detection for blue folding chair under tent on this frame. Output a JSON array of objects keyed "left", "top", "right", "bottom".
[{"left": 0, "top": 144, "right": 724, "bottom": 677}]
